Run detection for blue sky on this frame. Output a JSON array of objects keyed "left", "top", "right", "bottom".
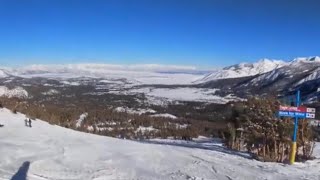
[{"left": 0, "top": 0, "right": 319, "bottom": 67}]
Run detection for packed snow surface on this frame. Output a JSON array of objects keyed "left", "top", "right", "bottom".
[{"left": 0, "top": 108, "right": 320, "bottom": 180}]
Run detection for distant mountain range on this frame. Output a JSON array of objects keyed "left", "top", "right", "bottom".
[
  {"left": 1, "top": 56, "right": 320, "bottom": 104},
  {"left": 194, "top": 58, "right": 286, "bottom": 83},
  {"left": 198, "top": 56, "right": 320, "bottom": 103},
  {"left": 1, "top": 56, "right": 319, "bottom": 83}
]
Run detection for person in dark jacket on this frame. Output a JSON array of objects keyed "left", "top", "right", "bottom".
[{"left": 28, "top": 119, "right": 32, "bottom": 127}]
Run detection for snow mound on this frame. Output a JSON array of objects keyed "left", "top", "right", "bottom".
[
  {"left": 0, "top": 108, "right": 320, "bottom": 179},
  {"left": 0, "top": 86, "right": 28, "bottom": 98}
]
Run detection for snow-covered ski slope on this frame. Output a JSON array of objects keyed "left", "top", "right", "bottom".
[{"left": 0, "top": 108, "right": 319, "bottom": 180}]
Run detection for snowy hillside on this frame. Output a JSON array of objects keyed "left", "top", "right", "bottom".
[
  {"left": 195, "top": 59, "right": 286, "bottom": 83},
  {"left": 0, "top": 108, "right": 320, "bottom": 180},
  {"left": 0, "top": 86, "right": 28, "bottom": 98}
]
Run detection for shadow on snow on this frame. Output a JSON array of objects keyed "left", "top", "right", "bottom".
[
  {"left": 11, "top": 161, "right": 30, "bottom": 180},
  {"left": 136, "top": 139, "right": 253, "bottom": 160}
]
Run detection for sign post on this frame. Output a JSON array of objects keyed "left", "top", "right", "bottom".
[
  {"left": 289, "top": 90, "right": 300, "bottom": 165},
  {"left": 278, "top": 90, "right": 316, "bottom": 164}
]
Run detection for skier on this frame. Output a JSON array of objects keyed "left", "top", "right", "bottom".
[
  {"left": 28, "top": 118, "right": 32, "bottom": 127},
  {"left": 25, "top": 119, "right": 28, "bottom": 126}
]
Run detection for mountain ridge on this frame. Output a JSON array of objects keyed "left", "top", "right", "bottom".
[{"left": 0, "top": 56, "right": 319, "bottom": 84}]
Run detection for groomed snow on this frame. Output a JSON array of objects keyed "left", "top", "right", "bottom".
[{"left": 0, "top": 108, "right": 320, "bottom": 180}]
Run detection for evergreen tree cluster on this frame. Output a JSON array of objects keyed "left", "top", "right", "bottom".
[{"left": 226, "top": 98, "right": 315, "bottom": 162}]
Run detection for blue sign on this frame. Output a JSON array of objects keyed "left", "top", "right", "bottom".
[{"left": 278, "top": 111, "right": 306, "bottom": 118}]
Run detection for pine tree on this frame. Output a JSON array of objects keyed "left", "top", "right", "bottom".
[{"left": 226, "top": 97, "right": 315, "bottom": 162}]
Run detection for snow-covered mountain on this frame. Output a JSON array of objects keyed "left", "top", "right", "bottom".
[
  {"left": 247, "top": 56, "right": 320, "bottom": 87},
  {"left": 290, "top": 56, "right": 320, "bottom": 64},
  {"left": 195, "top": 56, "right": 320, "bottom": 103},
  {"left": 195, "top": 59, "right": 286, "bottom": 83},
  {"left": 1, "top": 108, "right": 320, "bottom": 180}
]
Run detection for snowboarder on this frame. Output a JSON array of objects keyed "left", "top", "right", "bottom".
[
  {"left": 28, "top": 118, "right": 32, "bottom": 127},
  {"left": 25, "top": 119, "right": 28, "bottom": 126}
]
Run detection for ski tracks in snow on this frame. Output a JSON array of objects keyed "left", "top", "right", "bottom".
[{"left": 1, "top": 108, "right": 320, "bottom": 180}]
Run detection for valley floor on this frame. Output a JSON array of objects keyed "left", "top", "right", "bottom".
[{"left": 0, "top": 108, "right": 319, "bottom": 180}]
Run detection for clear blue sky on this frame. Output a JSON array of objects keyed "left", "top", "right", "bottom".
[{"left": 0, "top": 0, "right": 319, "bottom": 67}]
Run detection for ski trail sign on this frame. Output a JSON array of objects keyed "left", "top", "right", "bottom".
[
  {"left": 278, "top": 106, "right": 316, "bottom": 119},
  {"left": 278, "top": 90, "right": 316, "bottom": 165}
]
